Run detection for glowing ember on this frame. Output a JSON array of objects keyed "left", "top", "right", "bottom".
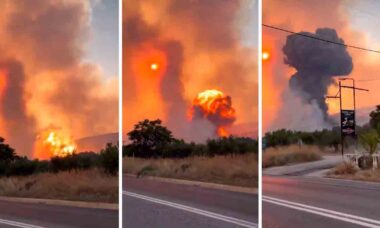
[
  {"left": 191, "top": 89, "right": 236, "bottom": 137},
  {"left": 42, "top": 131, "right": 76, "bottom": 157}
]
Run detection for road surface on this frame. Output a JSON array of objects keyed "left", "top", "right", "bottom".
[
  {"left": 263, "top": 176, "right": 380, "bottom": 228},
  {"left": 0, "top": 198, "right": 118, "bottom": 228},
  {"left": 123, "top": 175, "right": 258, "bottom": 228}
]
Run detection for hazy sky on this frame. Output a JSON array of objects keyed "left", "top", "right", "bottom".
[{"left": 86, "top": 0, "right": 119, "bottom": 77}]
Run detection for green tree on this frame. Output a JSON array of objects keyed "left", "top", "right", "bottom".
[
  {"left": 100, "top": 143, "right": 118, "bottom": 175},
  {"left": 127, "top": 119, "right": 174, "bottom": 158},
  {"left": 359, "top": 130, "right": 379, "bottom": 155}
]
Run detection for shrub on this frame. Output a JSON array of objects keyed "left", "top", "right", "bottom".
[
  {"left": 330, "top": 162, "right": 358, "bottom": 175},
  {"left": 100, "top": 143, "right": 118, "bottom": 175},
  {"left": 263, "top": 145, "right": 322, "bottom": 168}
]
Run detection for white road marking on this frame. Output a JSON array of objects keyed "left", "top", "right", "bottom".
[
  {"left": 124, "top": 191, "right": 257, "bottom": 228},
  {"left": 263, "top": 195, "right": 380, "bottom": 228},
  {"left": 0, "top": 218, "right": 45, "bottom": 228}
]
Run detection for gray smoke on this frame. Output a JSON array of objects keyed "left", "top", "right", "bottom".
[{"left": 283, "top": 28, "right": 353, "bottom": 121}]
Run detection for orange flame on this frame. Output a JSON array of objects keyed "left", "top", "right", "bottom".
[
  {"left": 34, "top": 130, "right": 76, "bottom": 159},
  {"left": 191, "top": 89, "right": 236, "bottom": 137}
]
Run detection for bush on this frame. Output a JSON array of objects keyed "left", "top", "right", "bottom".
[
  {"left": 330, "top": 162, "right": 358, "bottom": 175},
  {"left": 263, "top": 145, "right": 322, "bottom": 168},
  {"left": 100, "top": 143, "right": 118, "bottom": 175},
  {"left": 0, "top": 134, "right": 117, "bottom": 177}
]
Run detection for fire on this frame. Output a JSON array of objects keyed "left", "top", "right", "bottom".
[
  {"left": 191, "top": 89, "right": 236, "bottom": 137},
  {"left": 44, "top": 131, "right": 76, "bottom": 157},
  {"left": 34, "top": 130, "right": 76, "bottom": 159},
  {"left": 217, "top": 127, "right": 228, "bottom": 137}
]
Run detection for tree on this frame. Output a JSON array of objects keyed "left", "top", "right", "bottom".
[
  {"left": 359, "top": 130, "right": 379, "bottom": 155},
  {"left": 0, "top": 137, "right": 16, "bottom": 162},
  {"left": 100, "top": 143, "right": 118, "bottom": 175},
  {"left": 369, "top": 105, "right": 380, "bottom": 134},
  {"left": 127, "top": 119, "right": 174, "bottom": 158}
]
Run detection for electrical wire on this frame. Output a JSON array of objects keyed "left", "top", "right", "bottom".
[{"left": 263, "top": 24, "right": 380, "bottom": 54}]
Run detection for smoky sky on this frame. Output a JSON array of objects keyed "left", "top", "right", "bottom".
[
  {"left": 123, "top": 0, "right": 257, "bottom": 140},
  {"left": 0, "top": 1, "right": 118, "bottom": 157},
  {"left": 159, "top": 41, "right": 187, "bottom": 134},
  {"left": 0, "top": 60, "right": 35, "bottom": 154},
  {"left": 283, "top": 28, "right": 353, "bottom": 120}
]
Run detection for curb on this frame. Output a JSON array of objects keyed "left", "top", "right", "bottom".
[
  {"left": 125, "top": 174, "right": 258, "bottom": 194},
  {"left": 0, "top": 196, "right": 118, "bottom": 210}
]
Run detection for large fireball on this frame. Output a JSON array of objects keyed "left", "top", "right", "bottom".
[{"left": 190, "top": 89, "right": 236, "bottom": 137}]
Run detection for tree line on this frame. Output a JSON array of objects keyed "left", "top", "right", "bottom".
[
  {"left": 0, "top": 138, "right": 118, "bottom": 177},
  {"left": 264, "top": 105, "right": 380, "bottom": 152},
  {"left": 123, "top": 119, "right": 258, "bottom": 158}
]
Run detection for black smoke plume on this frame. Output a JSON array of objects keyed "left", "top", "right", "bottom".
[{"left": 283, "top": 28, "right": 353, "bottom": 121}]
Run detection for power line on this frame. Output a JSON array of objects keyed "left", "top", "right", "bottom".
[{"left": 263, "top": 24, "right": 380, "bottom": 54}]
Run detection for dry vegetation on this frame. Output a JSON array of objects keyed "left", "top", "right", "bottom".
[
  {"left": 0, "top": 169, "right": 118, "bottom": 203},
  {"left": 263, "top": 145, "right": 323, "bottom": 168},
  {"left": 124, "top": 153, "right": 258, "bottom": 188},
  {"left": 328, "top": 162, "right": 380, "bottom": 183}
]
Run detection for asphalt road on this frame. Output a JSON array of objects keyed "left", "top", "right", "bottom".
[
  {"left": 123, "top": 175, "right": 258, "bottom": 228},
  {"left": 263, "top": 176, "right": 380, "bottom": 228},
  {"left": 0, "top": 199, "right": 118, "bottom": 228}
]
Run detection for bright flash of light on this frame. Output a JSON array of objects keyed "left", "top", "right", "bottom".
[
  {"left": 262, "top": 51, "right": 270, "bottom": 61},
  {"left": 150, "top": 63, "right": 158, "bottom": 71}
]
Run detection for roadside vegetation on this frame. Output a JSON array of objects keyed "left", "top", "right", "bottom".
[
  {"left": 328, "top": 162, "right": 380, "bottom": 183},
  {"left": 0, "top": 169, "right": 118, "bottom": 203},
  {"left": 263, "top": 106, "right": 380, "bottom": 168},
  {"left": 123, "top": 119, "right": 258, "bottom": 187},
  {"left": 263, "top": 145, "right": 322, "bottom": 168},
  {"left": 326, "top": 106, "right": 380, "bottom": 182},
  {"left": 0, "top": 138, "right": 118, "bottom": 202}
]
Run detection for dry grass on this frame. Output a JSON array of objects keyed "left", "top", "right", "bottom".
[
  {"left": 328, "top": 163, "right": 380, "bottom": 183},
  {"left": 263, "top": 145, "right": 323, "bottom": 168},
  {"left": 124, "top": 153, "right": 258, "bottom": 188},
  {"left": 0, "top": 169, "right": 118, "bottom": 203},
  {"left": 329, "top": 162, "right": 358, "bottom": 175}
]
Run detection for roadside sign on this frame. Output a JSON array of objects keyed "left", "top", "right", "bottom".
[{"left": 341, "top": 109, "right": 355, "bottom": 137}]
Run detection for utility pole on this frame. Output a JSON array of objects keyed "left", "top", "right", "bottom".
[{"left": 326, "top": 78, "right": 369, "bottom": 158}]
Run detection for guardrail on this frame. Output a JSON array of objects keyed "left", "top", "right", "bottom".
[{"left": 345, "top": 152, "right": 380, "bottom": 169}]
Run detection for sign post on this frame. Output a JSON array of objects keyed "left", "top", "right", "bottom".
[{"left": 326, "top": 78, "right": 368, "bottom": 158}]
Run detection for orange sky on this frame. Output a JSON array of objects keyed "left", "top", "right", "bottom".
[{"left": 263, "top": 0, "right": 380, "bottom": 132}]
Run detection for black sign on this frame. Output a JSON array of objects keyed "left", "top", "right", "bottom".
[{"left": 341, "top": 110, "right": 355, "bottom": 137}]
